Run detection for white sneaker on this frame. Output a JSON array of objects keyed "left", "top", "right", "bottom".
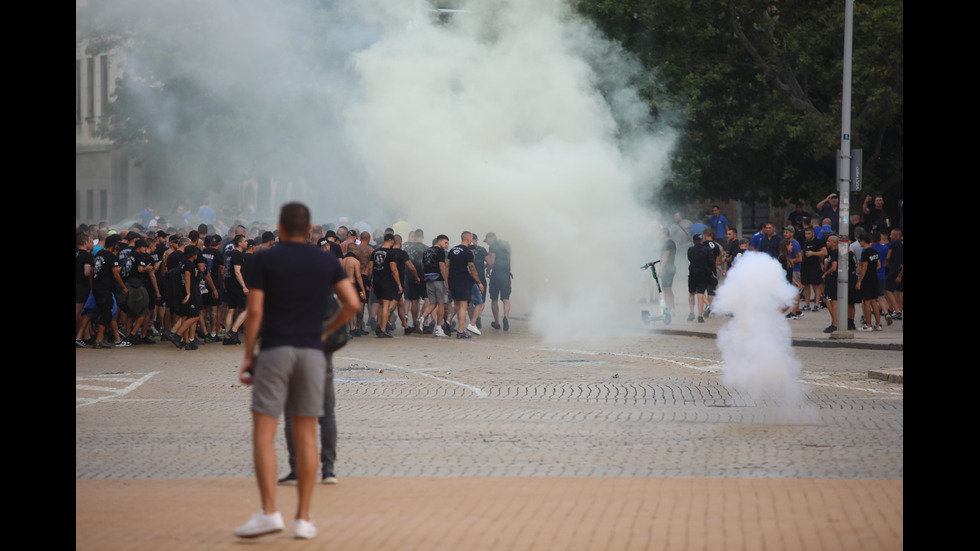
[
  {"left": 293, "top": 518, "right": 317, "bottom": 539},
  {"left": 857, "top": 325, "right": 873, "bottom": 332},
  {"left": 433, "top": 326, "right": 446, "bottom": 337},
  {"left": 417, "top": 316, "right": 425, "bottom": 328},
  {"left": 234, "top": 510, "right": 284, "bottom": 538},
  {"left": 466, "top": 324, "right": 481, "bottom": 335}
]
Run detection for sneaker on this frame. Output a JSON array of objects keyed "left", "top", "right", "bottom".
[
  {"left": 114, "top": 340, "right": 131, "bottom": 348},
  {"left": 702, "top": 306, "right": 711, "bottom": 319},
  {"left": 466, "top": 324, "right": 481, "bottom": 335},
  {"left": 491, "top": 321, "right": 501, "bottom": 330},
  {"left": 890, "top": 311, "right": 902, "bottom": 320},
  {"left": 456, "top": 332, "right": 472, "bottom": 339},
  {"left": 417, "top": 316, "right": 425, "bottom": 329},
  {"left": 378, "top": 332, "right": 394, "bottom": 338},
  {"left": 502, "top": 317, "right": 509, "bottom": 331},
  {"left": 93, "top": 341, "right": 111, "bottom": 349},
  {"left": 443, "top": 322, "right": 452, "bottom": 335},
  {"left": 801, "top": 305, "right": 811, "bottom": 311},
  {"left": 873, "top": 325, "right": 883, "bottom": 331},
  {"left": 293, "top": 518, "right": 317, "bottom": 539},
  {"left": 184, "top": 342, "right": 199, "bottom": 350},
  {"left": 697, "top": 316, "right": 704, "bottom": 323},
  {"left": 173, "top": 339, "right": 186, "bottom": 350},
  {"left": 857, "top": 325, "right": 873, "bottom": 332},
  {"left": 433, "top": 326, "right": 447, "bottom": 337},
  {"left": 322, "top": 473, "right": 338, "bottom": 484},
  {"left": 823, "top": 324, "right": 837, "bottom": 333},
  {"left": 278, "top": 472, "right": 297, "bottom": 485},
  {"left": 847, "top": 321, "right": 857, "bottom": 331},
  {"left": 885, "top": 315, "right": 893, "bottom": 326},
  {"left": 76, "top": 338, "right": 87, "bottom": 348},
  {"left": 404, "top": 327, "right": 414, "bottom": 336},
  {"left": 234, "top": 510, "right": 285, "bottom": 538},
  {"left": 687, "top": 312, "right": 696, "bottom": 322}
]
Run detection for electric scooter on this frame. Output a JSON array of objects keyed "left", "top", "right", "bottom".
[{"left": 640, "top": 260, "right": 671, "bottom": 326}]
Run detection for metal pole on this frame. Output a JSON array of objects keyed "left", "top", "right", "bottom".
[{"left": 836, "top": 0, "right": 854, "bottom": 335}]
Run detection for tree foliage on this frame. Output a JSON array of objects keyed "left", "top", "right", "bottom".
[{"left": 575, "top": 0, "right": 903, "bottom": 205}]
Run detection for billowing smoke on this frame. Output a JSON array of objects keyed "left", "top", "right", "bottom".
[
  {"left": 81, "top": 0, "right": 676, "bottom": 342},
  {"left": 712, "top": 252, "right": 812, "bottom": 415}
]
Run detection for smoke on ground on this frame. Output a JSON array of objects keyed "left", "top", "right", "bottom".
[{"left": 711, "top": 252, "right": 814, "bottom": 419}]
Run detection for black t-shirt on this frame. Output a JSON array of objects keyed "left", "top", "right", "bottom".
[
  {"left": 423, "top": 246, "right": 446, "bottom": 280},
  {"left": 687, "top": 243, "right": 713, "bottom": 276},
  {"left": 372, "top": 247, "right": 395, "bottom": 285},
  {"left": 202, "top": 247, "right": 225, "bottom": 282},
  {"left": 448, "top": 244, "right": 474, "bottom": 279},
  {"left": 662, "top": 238, "right": 677, "bottom": 268},
  {"left": 886, "top": 239, "right": 903, "bottom": 277},
  {"left": 389, "top": 248, "right": 410, "bottom": 281},
  {"left": 76, "top": 248, "right": 95, "bottom": 288},
  {"left": 403, "top": 242, "right": 427, "bottom": 274},
  {"left": 860, "top": 247, "right": 880, "bottom": 285},
  {"left": 93, "top": 249, "right": 119, "bottom": 292},
  {"left": 470, "top": 245, "right": 488, "bottom": 278},
  {"left": 802, "top": 239, "right": 824, "bottom": 271},
  {"left": 488, "top": 240, "right": 511, "bottom": 275},
  {"left": 226, "top": 249, "right": 245, "bottom": 287},
  {"left": 134, "top": 251, "right": 155, "bottom": 287},
  {"left": 246, "top": 242, "right": 347, "bottom": 350}
]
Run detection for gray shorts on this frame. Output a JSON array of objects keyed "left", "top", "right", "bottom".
[
  {"left": 251, "top": 346, "right": 327, "bottom": 418},
  {"left": 426, "top": 280, "right": 448, "bottom": 303}
]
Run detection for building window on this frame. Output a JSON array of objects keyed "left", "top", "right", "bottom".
[
  {"left": 87, "top": 57, "right": 95, "bottom": 120},
  {"left": 100, "top": 55, "right": 109, "bottom": 116},
  {"left": 99, "top": 190, "right": 108, "bottom": 221},
  {"left": 76, "top": 60, "right": 82, "bottom": 123}
]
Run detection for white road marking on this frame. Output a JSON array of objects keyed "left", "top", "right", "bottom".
[
  {"left": 336, "top": 356, "right": 488, "bottom": 398},
  {"left": 76, "top": 372, "right": 159, "bottom": 409},
  {"left": 469, "top": 341, "right": 723, "bottom": 373}
]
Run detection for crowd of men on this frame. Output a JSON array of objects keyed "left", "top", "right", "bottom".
[
  {"left": 75, "top": 217, "right": 515, "bottom": 349},
  {"left": 658, "top": 194, "right": 903, "bottom": 332}
]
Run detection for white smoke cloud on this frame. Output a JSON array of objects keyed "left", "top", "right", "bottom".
[
  {"left": 712, "top": 252, "right": 813, "bottom": 415},
  {"left": 83, "top": 0, "right": 677, "bottom": 342}
]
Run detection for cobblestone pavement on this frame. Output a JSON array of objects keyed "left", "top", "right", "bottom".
[{"left": 76, "top": 318, "right": 902, "bottom": 549}]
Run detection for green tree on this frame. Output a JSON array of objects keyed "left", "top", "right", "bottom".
[{"left": 576, "top": 0, "right": 903, "bottom": 205}]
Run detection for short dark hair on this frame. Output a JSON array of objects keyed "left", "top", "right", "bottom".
[{"left": 279, "top": 202, "right": 311, "bottom": 237}]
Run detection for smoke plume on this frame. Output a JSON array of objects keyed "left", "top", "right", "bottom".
[
  {"left": 712, "top": 252, "right": 812, "bottom": 414},
  {"left": 81, "top": 0, "right": 677, "bottom": 342}
]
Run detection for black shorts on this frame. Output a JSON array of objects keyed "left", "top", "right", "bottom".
[
  {"left": 801, "top": 264, "right": 823, "bottom": 286},
  {"left": 488, "top": 274, "right": 512, "bottom": 301},
  {"left": 373, "top": 277, "right": 400, "bottom": 301},
  {"left": 688, "top": 272, "right": 709, "bottom": 295},
  {"left": 823, "top": 276, "right": 838, "bottom": 301},
  {"left": 76, "top": 283, "right": 91, "bottom": 305},
  {"left": 224, "top": 280, "right": 247, "bottom": 310},
  {"left": 405, "top": 277, "right": 426, "bottom": 301},
  {"left": 859, "top": 278, "right": 878, "bottom": 301},
  {"left": 449, "top": 277, "right": 473, "bottom": 302}
]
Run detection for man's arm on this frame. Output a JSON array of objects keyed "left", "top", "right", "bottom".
[
  {"left": 467, "top": 261, "right": 484, "bottom": 292},
  {"left": 200, "top": 261, "right": 219, "bottom": 298},
  {"left": 390, "top": 260, "right": 402, "bottom": 294},
  {"left": 112, "top": 266, "right": 129, "bottom": 294},
  {"left": 439, "top": 259, "right": 448, "bottom": 282},
  {"left": 405, "top": 259, "right": 420, "bottom": 283},
  {"left": 239, "top": 288, "right": 265, "bottom": 384},
  {"left": 325, "top": 279, "right": 359, "bottom": 334},
  {"left": 234, "top": 264, "right": 247, "bottom": 293}
]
